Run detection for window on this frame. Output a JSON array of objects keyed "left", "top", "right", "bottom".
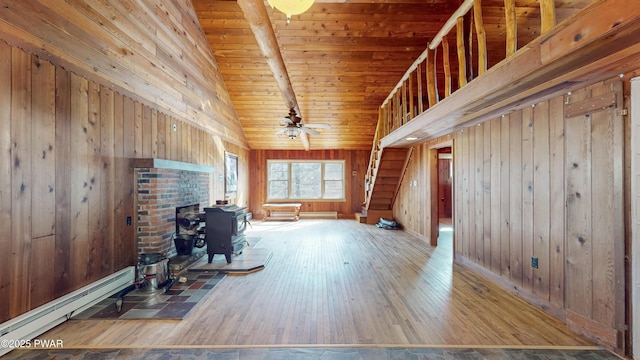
[{"left": 267, "top": 160, "right": 345, "bottom": 201}]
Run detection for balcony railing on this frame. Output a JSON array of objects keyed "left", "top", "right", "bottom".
[
  {"left": 376, "top": 0, "right": 563, "bottom": 140},
  {"left": 364, "top": 0, "right": 562, "bottom": 209}
]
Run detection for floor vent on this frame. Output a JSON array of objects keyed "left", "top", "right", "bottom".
[{"left": 0, "top": 266, "right": 134, "bottom": 356}]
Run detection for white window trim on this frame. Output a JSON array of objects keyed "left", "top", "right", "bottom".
[{"left": 267, "top": 159, "right": 346, "bottom": 202}]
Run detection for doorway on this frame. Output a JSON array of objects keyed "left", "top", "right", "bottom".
[
  {"left": 429, "top": 141, "right": 454, "bottom": 247},
  {"left": 437, "top": 147, "right": 453, "bottom": 223},
  {"left": 435, "top": 146, "right": 454, "bottom": 257}
]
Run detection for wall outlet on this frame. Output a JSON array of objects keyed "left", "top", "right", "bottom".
[{"left": 531, "top": 256, "right": 538, "bottom": 269}]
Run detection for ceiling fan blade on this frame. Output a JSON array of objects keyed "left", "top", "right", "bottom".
[
  {"left": 303, "top": 123, "right": 331, "bottom": 129},
  {"left": 274, "top": 128, "right": 287, "bottom": 135},
  {"left": 298, "top": 127, "right": 320, "bottom": 135}
]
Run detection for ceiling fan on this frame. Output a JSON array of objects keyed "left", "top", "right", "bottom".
[{"left": 275, "top": 108, "right": 331, "bottom": 139}]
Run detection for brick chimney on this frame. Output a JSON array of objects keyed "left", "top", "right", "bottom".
[{"left": 132, "top": 159, "right": 214, "bottom": 257}]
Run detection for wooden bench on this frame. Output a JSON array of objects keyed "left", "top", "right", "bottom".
[{"left": 262, "top": 203, "right": 302, "bottom": 221}]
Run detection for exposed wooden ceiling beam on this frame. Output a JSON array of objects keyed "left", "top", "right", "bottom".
[{"left": 236, "top": 0, "right": 310, "bottom": 150}]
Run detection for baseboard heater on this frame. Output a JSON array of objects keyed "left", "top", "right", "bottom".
[
  {"left": 0, "top": 266, "right": 134, "bottom": 356},
  {"left": 270, "top": 211, "right": 338, "bottom": 219}
]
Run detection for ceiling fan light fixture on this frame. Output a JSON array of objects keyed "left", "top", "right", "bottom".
[
  {"left": 267, "top": 0, "right": 314, "bottom": 23},
  {"left": 285, "top": 127, "right": 299, "bottom": 139}
]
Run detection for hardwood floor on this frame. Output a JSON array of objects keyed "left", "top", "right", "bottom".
[{"left": 41, "top": 220, "right": 593, "bottom": 347}]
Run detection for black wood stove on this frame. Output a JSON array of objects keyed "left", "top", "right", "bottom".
[{"left": 201, "top": 204, "right": 248, "bottom": 264}]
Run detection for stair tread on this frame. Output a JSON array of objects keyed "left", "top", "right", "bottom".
[{"left": 364, "top": 147, "right": 411, "bottom": 213}]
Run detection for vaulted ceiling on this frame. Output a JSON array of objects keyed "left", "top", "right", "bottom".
[{"left": 193, "top": 0, "right": 593, "bottom": 150}]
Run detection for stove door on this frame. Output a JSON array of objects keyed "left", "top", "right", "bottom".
[{"left": 232, "top": 213, "right": 247, "bottom": 235}]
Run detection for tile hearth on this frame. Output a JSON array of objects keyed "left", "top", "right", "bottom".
[
  {"left": 189, "top": 244, "right": 271, "bottom": 274},
  {"left": 72, "top": 271, "right": 225, "bottom": 320}
]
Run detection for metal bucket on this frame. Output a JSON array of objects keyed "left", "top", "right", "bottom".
[
  {"left": 173, "top": 233, "right": 196, "bottom": 256},
  {"left": 139, "top": 258, "right": 169, "bottom": 293}
]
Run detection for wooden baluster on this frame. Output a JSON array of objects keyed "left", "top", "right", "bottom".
[
  {"left": 380, "top": 105, "right": 386, "bottom": 138},
  {"left": 417, "top": 63, "right": 424, "bottom": 114},
  {"left": 504, "top": 0, "right": 517, "bottom": 57},
  {"left": 456, "top": 17, "right": 467, "bottom": 88},
  {"left": 385, "top": 101, "right": 390, "bottom": 136},
  {"left": 388, "top": 94, "right": 392, "bottom": 132},
  {"left": 442, "top": 36, "right": 452, "bottom": 97},
  {"left": 387, "top": 103, "right": 391, "bottom": 135},
  {"left": 426, "top": 44, "right": 438, "bottom": 107},
  {"left": 380, "top": 104, "right": 384, "bottom": 138},
  {"left": 389, "top": 93, "right": 392, "bottom": 130},
  {"left": 409, "top": 70, "right": 415, "bottom": 121},
  {"left": 401, "top": 81, "right": 407, "bottom": 124},
  {"left": 467, "top": 11, "right": 475, "bottom": 81},
  {"left": 474, "top": 0, "right": 487, "bottom": 75},
  {"left": 390, "top": 93, "right": 395, "bottom": 131},
  {"left": 386, "top": 94, "right": 396, "bottom": 135},
  {"left": 540, "top": 0, "right": 556, "bottom": 34},
  {"left": 395, "top": 91, "right": 401, "bottom": 130},
  {"left": 385, "top": 104, "right": 390, "bottom": 137},
  {"left": 394, "top": 97, "right": 399, "bottom": 132}
]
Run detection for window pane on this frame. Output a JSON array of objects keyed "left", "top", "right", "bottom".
[
  {"left": 268, "top": 180, "right": 288, "bottom": 199},
  {"left": 324, "top": 162, "right": 343, "bottom": 180},
  {"left": 266, "top": 160, "right": 345, "bottom": 200},
  {"left": 291, "top": 163, "right": 321, "bottom": 198},
  {"left": 324, "top": 180, "right": 343, "bottom": 199},
  {"left": 269, "top": 162, "right": 288, "bottom": 180}
]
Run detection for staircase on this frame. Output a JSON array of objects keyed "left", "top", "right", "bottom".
[{"left": 358, "top": 147, "right": 412, "bottom": 224}]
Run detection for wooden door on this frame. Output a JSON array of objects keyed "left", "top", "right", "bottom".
[
  {"left": 564, "top": 80, "right": 624, "bottom": 353},
  {"left": 438, "top": 148, "right": 453, "bottom": 219}
]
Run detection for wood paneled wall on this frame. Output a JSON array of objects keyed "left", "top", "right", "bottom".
[
  {"left": 0, "top": 42, "right": 249, "bottom": 323},
  {"left": 395, "top": 78, "right": 626, "bottom": 352},
  {"left": 248, "top": 150, "right": 369, "bottom": 218},
  {"left": 0, "top": 0, "right": 246, "bottom": 147},
  {"left": 450, "top": 79, "right": 625, "bottom": 351},
  {"left": 0, "top": 0, "right": 249, "bottom": 322}
]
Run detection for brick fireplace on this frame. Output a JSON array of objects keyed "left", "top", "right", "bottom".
[{"left": 131, "top": 159, "right": 214, "bottom": 257}]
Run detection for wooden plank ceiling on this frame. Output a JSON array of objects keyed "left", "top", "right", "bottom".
[{"left": 193, "top": 0, "right": 592, "bottom": 150}]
